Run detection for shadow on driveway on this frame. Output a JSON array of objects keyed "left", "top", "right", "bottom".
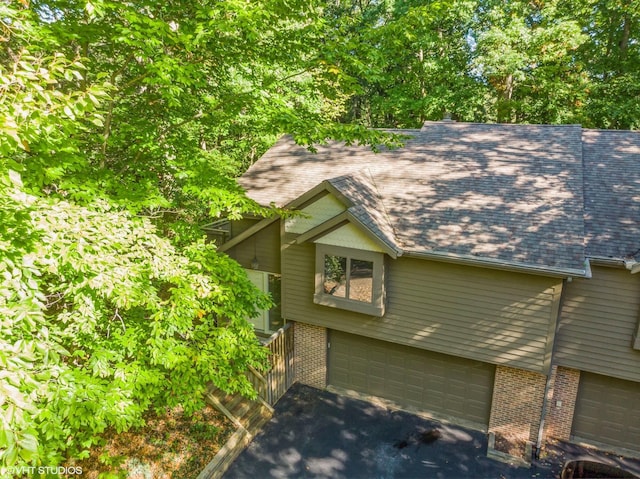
[{"left": 224, "top": 384, "right": 561, "bottom": 478}]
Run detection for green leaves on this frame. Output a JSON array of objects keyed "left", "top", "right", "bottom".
[
  {"left": 470, "top": 0, "right": 589, "bottom": 123},
  {"left": 0, "top": 2, "right": 293, "bottom": 464},
  {"left": 4, "top": 0, "right": 637, "bottom": 472},
  {"left": 0, "top": 188, "right": 270, "bottom": 468},
  {"left": 329, "top": 0, "right": 639, "bottom": 128}
]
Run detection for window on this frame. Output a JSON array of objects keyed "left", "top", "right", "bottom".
[
  {"left": 246, "top": 270, "right": 283, "bottom": 333},
  {"left": 268, "top": 273, "right": 283, "bottom": 331},
  {"left": 315, "top": 245, "right": 385, "bottom": 316},
  {"left": 323, "top": 255, "right": 374, "bottom": 303}
]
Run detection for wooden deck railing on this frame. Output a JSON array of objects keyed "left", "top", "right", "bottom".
[{"left": 247, "top": 323, "right": 295, "bottom": 406}]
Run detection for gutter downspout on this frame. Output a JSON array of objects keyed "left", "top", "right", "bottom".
[
  {"left": 583, "top": 257, "right": 593, "bottom": 279},
  {"left": 535, "top": 370, "right": 555, "bottom": 460},
  {"left": 535, "top": 274, "right": 572, "bottom": 459}
]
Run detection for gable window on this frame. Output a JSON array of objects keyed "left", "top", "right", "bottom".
[{"left": 315, "top": 245, "right": 385, "bottom": 316}]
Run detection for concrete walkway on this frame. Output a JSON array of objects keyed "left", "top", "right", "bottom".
[{"left": 224, "top": 384, "right": 563, "bottom": 478}]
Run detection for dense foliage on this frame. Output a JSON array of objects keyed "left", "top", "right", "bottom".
[
  {"left": 1, "top": 185, "right": 270, "bottom": 467},
  {"left": 1, "top": 0, "right": 638, "bottom": 473},
  {"left": 0, "top": 0, "right": 393, "bottom": 471},
  {"left": 330, "top": 0, "right": 640, "bottom": 129}
]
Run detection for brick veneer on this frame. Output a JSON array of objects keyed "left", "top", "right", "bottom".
[
  {"left": 292, "top": 322, "right": 582, "bottom": 447},
  {"left": 543, "top": 366, "right": 580, "bottom": 441},
  {"left": 488, "top": 365, "right": 547, "bottom": 444},
  {"left": 293, "top": 321, "right": 327, "bottom": 388}
]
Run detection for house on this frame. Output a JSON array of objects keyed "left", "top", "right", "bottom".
[{"left": 217, "top": 121, "right": 640, "bottom": 458}]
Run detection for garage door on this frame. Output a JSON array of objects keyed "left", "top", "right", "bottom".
[
  {"left": 328, "top": 331, "right": 495, "bottom": 426},
  {"left": 572, "top": 372, "right": 640, "bottom": 452}
]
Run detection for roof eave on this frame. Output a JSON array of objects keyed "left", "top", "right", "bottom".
[
  {"left": 588, "top": 256, "right": 640, "bottom": 273},
  {"left": 404, "top": 250, "right": 591, "bottom": 278},
  {"left": 345, "top": 211, "right": 403, "bottom": 259},
  {"left": 295, "top": 211, "right": 402, "bottom": 259}
]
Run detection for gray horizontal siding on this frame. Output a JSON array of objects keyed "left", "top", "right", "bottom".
[
  {"left": 283, "top": 242, "right": 561, "bottom": 373},
  {"left": 227, "top": 220, "right": 281, "bottom": 274},
  {"left": 555, "top": 266, "right": 640, "bottom": 382}
]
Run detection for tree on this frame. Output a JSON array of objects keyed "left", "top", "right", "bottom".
[
  {"left": 566, "top": 0, "right": 640, "bottom": 128},
  {"left": 1, "top": 0, "right": 403, "bottom": 469},
  {"left": 330, "top": 0, "right": 639, "bottom": 128},
  {"left": 473, "top": 0, "right": 588, "bottom": 124},
  {"left": 0, "top": 7, "right": 271, "bottom": 464},
  {"left": 3, "top": 0, "right": 638, "bottom": 470},
  {"left": 326, "top": 0, "right": 486, "bottom": 127}
]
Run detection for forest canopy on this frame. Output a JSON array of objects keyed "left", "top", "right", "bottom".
[
  {"left": 328, "top": 0, "right": 640, "bottom": 129},
  {"left": 0, "top": 0, "right": 638, "bottom": 471}
]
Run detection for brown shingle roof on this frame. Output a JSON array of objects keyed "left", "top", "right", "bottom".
[
  {"left": 583, "top": 129, "right": 640, "bottom": 262},
  {"left": 326, "top": 172, "right": 401, "bottom": 255},
  {"left": 240, "top": 122, "right": 639, "bottom": 273}
]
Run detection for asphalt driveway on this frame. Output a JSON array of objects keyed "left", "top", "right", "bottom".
[{"left": 224, "top": 384, "right": 562, "bottom": 479}]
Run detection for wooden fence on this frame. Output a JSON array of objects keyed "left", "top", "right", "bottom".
[{"left": 247, "top": 323, "right": 295, "bottom": 406}]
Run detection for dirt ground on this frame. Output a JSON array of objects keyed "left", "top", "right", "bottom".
[{"left": 61, "top": 404, "right": 234, "bottom": 479}]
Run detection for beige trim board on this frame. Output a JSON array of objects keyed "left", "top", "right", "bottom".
[
  {"left": 286, "top": 181, "right": 352, "bottom": 210},
  {"left": 405, "top": 250, "right": 591, "bottom": 279},
  {"left": 297, "top": 211, "right": 400, "bottom": 258},
  {"left": 296, "top": 211, "right": 349, "bottom": 244}
]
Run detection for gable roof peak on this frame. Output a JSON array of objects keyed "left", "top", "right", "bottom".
[{"left": 324, "top": 171, "right": 402, "bottom": 255}]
